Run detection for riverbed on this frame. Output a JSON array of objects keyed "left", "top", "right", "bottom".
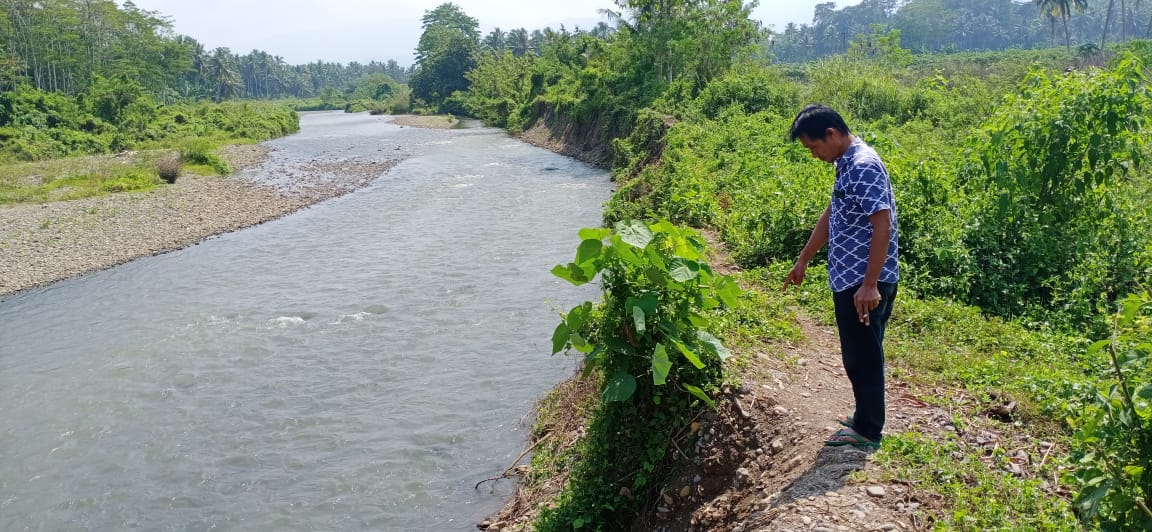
[{"left": 0, "top": 111, "right": 612, "bottom": 530}]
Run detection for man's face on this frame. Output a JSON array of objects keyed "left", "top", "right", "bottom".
[{"left": 798, "top": 129, "right": 842, "bottom": 163}]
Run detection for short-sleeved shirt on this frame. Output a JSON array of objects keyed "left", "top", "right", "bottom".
[{"left": 828, "top": 137, "right": 899, "bottom": 293}]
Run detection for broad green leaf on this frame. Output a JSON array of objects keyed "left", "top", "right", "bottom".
[
  {"left": 566, "top": 302, "right": 592, "bottom": 332},
  {"left": 1086, "top": 339, "right": 1111, "bottom": 356},
  {"left": 1123, "top": 465, "right": 1145, "bottom": 478},
  {"left": 570, "top": 332, "right": 594, "bottom": 353},
  {"left": 636, "top": 292, "right": 659, "bottom": 314},
  {"left": 645, "top": 246, "right": 667, "bottom": 271},
  {"left": 603, "top": 371, "right": 637, "bottom": 402},
  {"left": 681, "top": 383, "right": 716, "bottom": 408},
  {"left": 668, "top": 258, "right": 700, "bottom": 282},
  {"left": 1137, "top": 384, "right": 1152, "bottom": 400},
  {"left": 551, "top": 263, "right": 591, "bottom": 286},
  {"left": 578, "top": 227, "right": 611, "bottom": 241},
  {"left": 616, "top": 220, "right": 654, "bottom": 249},
  {"left": 716, "top": 277, "right": 741, "bottom": 308},
  {"left": 688, "top": 315, "right": 709, "bottom": 327},
  {"left": 632, "top": 305, "right": 646, "bottom": 334},
  {"left": 672, "top": 340, "right": 705, "bottom": 369},
  {"left": 697, "top": 331, "right": 731, "bottom": 361},
  {"left": 645, "top": 267, "right": 668, "bottom": 285},
  {"left": 611, "top": 235, "right": 643, "bottom": 265},
  {"left": 551, "top": 322, "right": 570, "bottom": 354},
  {"left": 650, "top": 220, "right": 678, "bottom": 235},
  {"left": 576, "top": 238, "right": 603, "bottom": 265},
  {"left": 652, "top": 344, "right": 671, "bottom": 385}
]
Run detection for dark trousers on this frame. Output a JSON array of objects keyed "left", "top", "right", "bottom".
[{"left": 832, "top": 282, "right": 897, "bottom": 442}]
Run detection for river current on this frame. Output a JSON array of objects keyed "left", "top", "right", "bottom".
[{"left": 0, "top": 112, "right": 611, "bottom": 530}]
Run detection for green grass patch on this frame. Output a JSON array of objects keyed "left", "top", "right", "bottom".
[
  {"left": 869, "top": 432, "right": 1079, "bottom": 530},
  {"left": 0, "top": 155, "right": 165, "bottom": 205}
]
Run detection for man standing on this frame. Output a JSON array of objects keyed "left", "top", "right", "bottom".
[{"left": 782, "top": 104, "right": 899, "bottom": 448}]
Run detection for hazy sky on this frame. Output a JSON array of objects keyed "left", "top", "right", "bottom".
[{"left": 125, "top": 0, "right": 862, "bottom": 65}]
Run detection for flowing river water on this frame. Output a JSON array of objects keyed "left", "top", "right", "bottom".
[{"left": 0, "top": 112, "right": 612, "bottom": 531}]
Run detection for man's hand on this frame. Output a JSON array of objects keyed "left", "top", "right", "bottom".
[
  {"left": 783, "top": 260, "right": 808, "bottom": 292},
  {"left": 854, "top": 284, "right": 881, "bottom": 326}
]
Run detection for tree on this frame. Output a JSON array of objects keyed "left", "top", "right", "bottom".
[
  {"left": 507, "top": 28, "right": 530, "bottom": 57},
  {"left": 411, "top": 4, "right": 480, "bottom": 110},
  {"left": 483, "top": 27, "right": 506, "bottom": 52},
  {"left": 1036, "top": 0, "right": 1089, "bottom": 51}
]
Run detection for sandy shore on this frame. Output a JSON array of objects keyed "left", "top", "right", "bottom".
[{"left": 0, "top": 144, "right": 400, "bottom": 298}]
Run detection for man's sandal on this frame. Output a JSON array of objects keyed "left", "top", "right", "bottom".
[
  {"left": 836, "top": 415, "right": 853, "bottom": 428},
  {"left": 824, "top": 427, "right": 880, "bottom": 449}
]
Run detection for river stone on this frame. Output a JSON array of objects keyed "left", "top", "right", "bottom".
[{"left": 866, "top": 486, "right": 887, "bottom": 497}]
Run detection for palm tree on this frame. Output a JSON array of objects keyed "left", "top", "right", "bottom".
[
  {"left": 206, "top": 47, "right": 242, "bottom": 102},
  {"left": 1035, "top": 0, "right": 1088, "bottom": 51},
  {"left": 507, "top": 28, "right": 530, "bottom": 57},
  {"left": 482, "top": 27, "right": 506, "bottom": 52}
]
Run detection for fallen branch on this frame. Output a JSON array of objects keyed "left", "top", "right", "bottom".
[{"left": 475, "top": 434, "right": 551, "bottom": 490}]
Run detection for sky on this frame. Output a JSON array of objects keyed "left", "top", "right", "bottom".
[{"left": 124, "top": 0, "right": 863, "bottom": 66}]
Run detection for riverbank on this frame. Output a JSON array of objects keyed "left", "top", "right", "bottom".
[{"left": 0, "top": 144, "right": 401, "bottom": 298}]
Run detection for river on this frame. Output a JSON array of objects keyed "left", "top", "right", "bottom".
[{"left": 0, "top": 112, "right": 612, "bottom": 531}]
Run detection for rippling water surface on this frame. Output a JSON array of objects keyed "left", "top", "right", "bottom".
[{"left": 0, "top": 112, "right": 611, "bottom": 531}]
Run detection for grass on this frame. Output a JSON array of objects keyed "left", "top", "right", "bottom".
[
  {"left": 739, "top": 260, "right": 1098, "bottom": 528},
  {"left": 0, "top": 155, "right": 165, "bottom": 205}
]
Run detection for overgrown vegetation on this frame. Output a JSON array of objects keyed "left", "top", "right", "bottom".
[
  {"left": 543, "top": 221, "right": 739, "bottom": 528},
  {"left": 451, "top": 0, "right": 1152, "bottom": 526}
]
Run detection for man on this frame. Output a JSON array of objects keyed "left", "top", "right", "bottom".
[{"left": 782, "top": 104, "right": 899, "bottom": 449}]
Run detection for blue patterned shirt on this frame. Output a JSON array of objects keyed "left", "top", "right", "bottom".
[{"left": 828, "top": 138, "right": 899, "bottom": 292}]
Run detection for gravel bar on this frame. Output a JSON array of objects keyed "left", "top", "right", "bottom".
[{"left": 0, "top": 144, "right": 402, "bottom": 297}]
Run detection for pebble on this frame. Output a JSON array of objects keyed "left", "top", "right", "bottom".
[{"left": 866, "top": 486, "right": 887, "bottom": 497}]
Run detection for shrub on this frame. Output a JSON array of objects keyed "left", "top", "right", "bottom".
[{"left": 155, "top": 152, "right": 182, "bottom": 183}]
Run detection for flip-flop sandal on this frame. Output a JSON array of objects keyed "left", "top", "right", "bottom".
[
  {"left": 824, "top": 428, "right": 880, "bottom": 448},
  {"left": 836, "top": 415, "right": 853, "bottom": 428}
]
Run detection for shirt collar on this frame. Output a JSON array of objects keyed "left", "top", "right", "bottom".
[{"left": 834, "top": 136, "right": 863, "bottom": 171}]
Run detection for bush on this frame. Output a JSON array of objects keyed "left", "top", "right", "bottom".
[
  {"left": 180, "top": 139, "right": 230, "bottom": 175},
  {"left": 155, "top": 153, "right": 182, "bottom": 183}
]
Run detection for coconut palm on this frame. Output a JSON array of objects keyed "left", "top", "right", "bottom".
[
  {"left": 507, "top": 28, "right": 530, "bottom": 57},
  {"left": 1035, "top": 0, "right": 1088, "bottom": 51}
]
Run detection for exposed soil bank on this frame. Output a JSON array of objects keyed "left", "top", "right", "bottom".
[{"left": 0, "top": 144, "right": 401, "bottom": 298}]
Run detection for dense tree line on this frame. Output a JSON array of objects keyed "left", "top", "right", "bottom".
[
  {"left": 769, "top": 0, "right": 1152, "bottom": 62},
  {"left": 0, "top": 0, "right": 412, "bottom": 101}
]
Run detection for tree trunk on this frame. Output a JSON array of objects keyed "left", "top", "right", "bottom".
[
  {"left": 1121, "top": 0, "right": 1128, "bottom": 41},
  {"left": 1102, "top": 0, "right": 1115, "bottom": 48},
  {"left": 1063, "top": 14, "right": 1071, "bottom": 52}
]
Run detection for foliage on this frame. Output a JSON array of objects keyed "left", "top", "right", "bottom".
[
  {"left": 410, "top": 3, "right": 480, "bottom": 111},
  {"left": 0, "top": 81, "right": 297, "bottom": 165},
  {"left": 1067, "top": 292, "right": 1152, "bottom": 529},
  {"left": 461, "top": 51, "right": 534, "bottom": 127},
  {"left": 962, "top": 55, "right": 1152, "bottom": 331},
  {"left": 540, "top": 220, "right": 739, "bottom": 528},
  {"left": 768, "top": 0, "right": 1152, "bottom": 62},
  {"left": 179, "top": 139, "right": 230, "bottom": 176}
]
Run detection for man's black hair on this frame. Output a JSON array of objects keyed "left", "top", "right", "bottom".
[{"left": 789, "top": 104, "right": 850, "bottom": 141}]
